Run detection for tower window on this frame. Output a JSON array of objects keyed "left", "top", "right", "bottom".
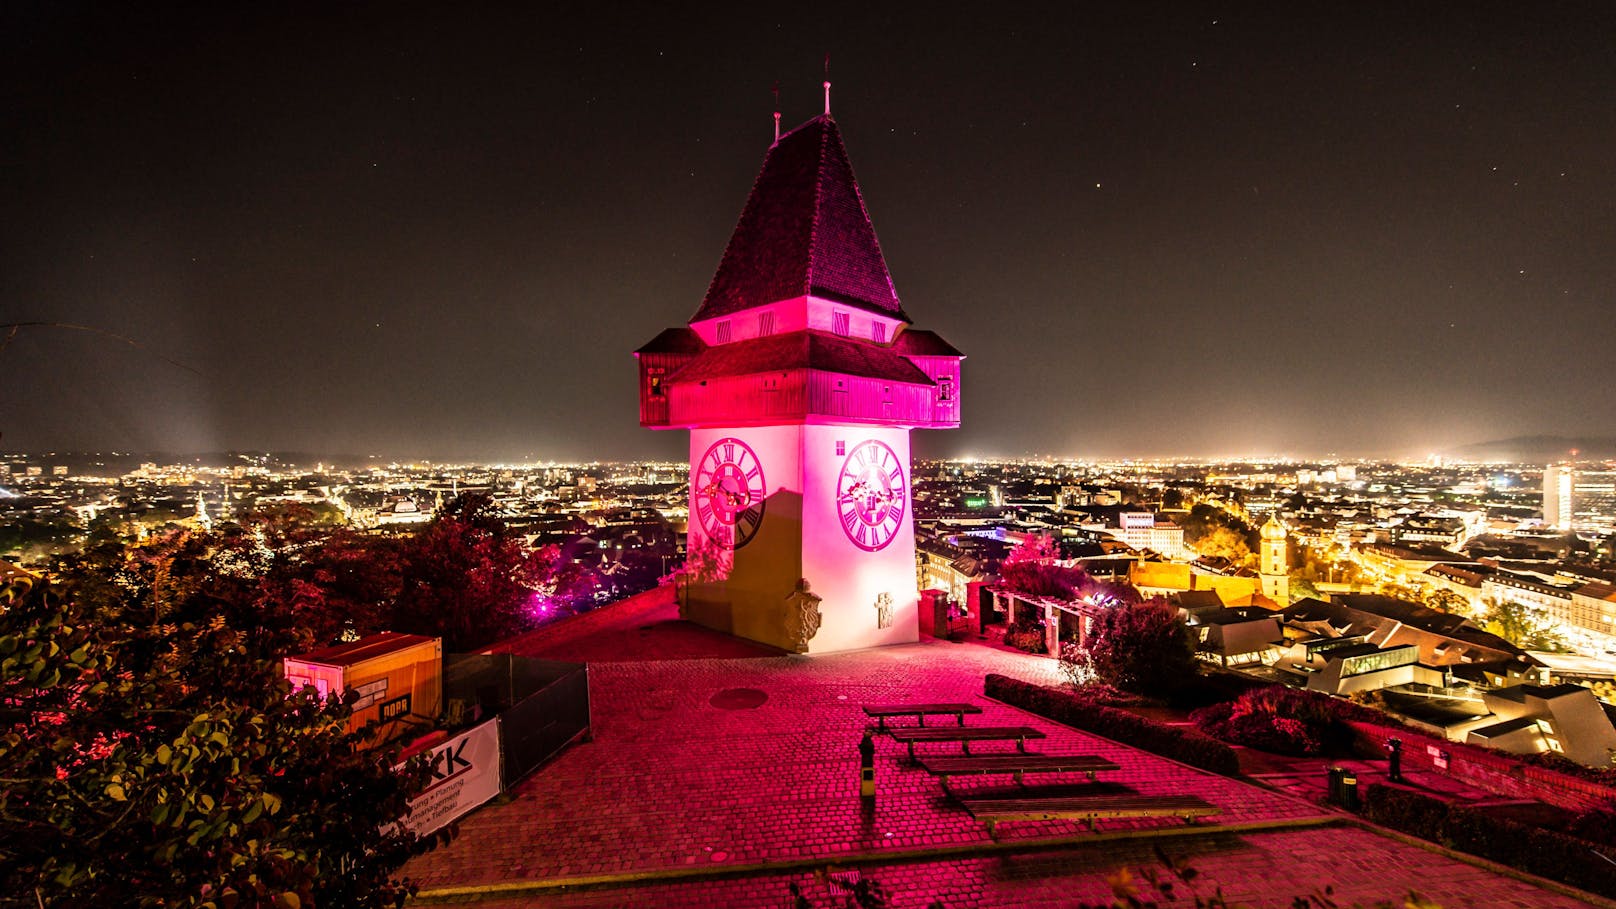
[
  {"left": 758, "top": 312, "right": 775, "bottom": 336},
  {"left": 832, "top": 311, "right": 850, "bottom": 337},
  {"left": 715, "top": 320, "right": 732, "bottom": 343},
  {"left": 937, "top": 376, "right": 955, "bottom": 402},
  {"left": 871, "top": 322, "right": 886, "bottom": 343},
  {"left": 648, "top": 367, "right": 665, "bottom": 398}
]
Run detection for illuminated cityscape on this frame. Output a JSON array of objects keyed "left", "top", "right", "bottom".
[{"left": 6, "top": 3, "right": 1616, "bottom": 907}]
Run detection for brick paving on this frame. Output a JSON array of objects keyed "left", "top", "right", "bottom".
[
  {"left": 449, "top": 826, "right": 1598, "bottom": 908},
  {"left": 491, "top": 586, "right": 784, "bottom": 662},
  {"left": 407, "top": 597, "right": 1604, "bottom": 907}
]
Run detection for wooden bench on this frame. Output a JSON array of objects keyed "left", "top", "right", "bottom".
[
  {"left": 959, "top": 793, "right": 1220, "bottom": 838},
  {"left": 887, "top": 726, "right": 1046, "bottom": 759},
  {"left": 862, "top": 703, "right": 983, "bottom": 730},
  {"left": 918, "top": 754, "right": 1120, "bottom": 790}
]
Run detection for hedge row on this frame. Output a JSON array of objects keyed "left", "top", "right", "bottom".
[
  {"left": 984, "top": 674, "right": 1241, "bottom": 776},
  {"left": 1361, "top": 784, "right": 1616, "bottom": 899}
]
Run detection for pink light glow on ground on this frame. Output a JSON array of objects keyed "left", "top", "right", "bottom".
[{"left": 406, "top": 594, "right": 1601, "bottom": 908}]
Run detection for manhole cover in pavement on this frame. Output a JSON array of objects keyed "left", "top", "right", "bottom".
[{"left": 709, "top": 687, "right": 768, "bottom": 710}]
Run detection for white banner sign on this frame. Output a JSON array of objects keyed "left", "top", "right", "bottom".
[{"left": 402, "top": 717, "right": 502, "bottom": 835}]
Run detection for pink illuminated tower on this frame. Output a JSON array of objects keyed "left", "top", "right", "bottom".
[{"left": 634, "top": 102, "right": 963, "bottom": 654}]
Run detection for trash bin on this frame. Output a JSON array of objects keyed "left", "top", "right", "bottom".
[
  {"left": 1326, "top": 766, "right": 1359, "bottom": 811},
  {"left": 1339, "top": 770, "right": 1359, "bottom": 812},
  {"left": 1326, "top": 766, "right": 1344, "bottom": 804}
]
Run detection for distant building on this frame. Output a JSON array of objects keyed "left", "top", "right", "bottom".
[
  {"left": 1482, "top": 570, "right": 1616, "bottom": 653},
  {"left": 1543, "top": 464, "right": 1573, "bottom": 529},
  {"left": 1463, "top": 683, "right": 1616, "bottom": 767},
  {"left": 1282, "top": 595, "right": 1544, "bottom": 686},
  {"left": 1258, "top": 514, "right": 1289, "bottom": 605},
  {"left": 1273, "top": 639, "right": 1445, "bottom": 696},
  {"left": 1573, "top": 468, "right": 1616, "bottom": 534},
  {"left": 1183, "top": 605, "right": 1283, "bottom": 668},
  {"left": 1109, "top": 511, "right": 1188, "bottom": 560}
]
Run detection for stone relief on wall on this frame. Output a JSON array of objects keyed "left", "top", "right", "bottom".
[
  {"left": 874, "top": 592, "right": 893, "bottom": 629},
  {"left": 784, "top": 578, "right": 822, "bottom": 654}
]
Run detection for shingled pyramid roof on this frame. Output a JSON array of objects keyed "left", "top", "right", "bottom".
[{"left": 692, "top": 116, "right": 909, "bottom": 323}]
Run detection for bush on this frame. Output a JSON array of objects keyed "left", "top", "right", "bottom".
[
  {"left": 1361, "top": 783, "right": 1451, "bottom": 840},
  {"left": 1172, "top": 667, "right": 1268, "bottom": 709},
  {"left": 1081, "top": 599, "right": 1199, "bottom": 699},
  {"left": 985, "top": 674, "right": 1241, "bottom": 776},
  {"left": 1002, "top": 619, "right": 1047, "bottom": 653},
  {"left": 1191, "top": 686, "right": 1358, "bottom": 757},
  {"left": 1568, "top": 806, "right": 1616, "bottom": 847},
  {"left": 1361, "top": 784, "right": 1616, "bottom": 899}
]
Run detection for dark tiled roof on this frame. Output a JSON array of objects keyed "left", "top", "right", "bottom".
[
  {"left": 669, "top": 331, "right": 933, "bottom": 386},
  {"left": 635, "top": 327, "right": 707, "bottom": 355},
  {"left": 693, "top": 116, "right": 908, "bottom": 323},
  {"left": 892, "top": 329, "right": 964, "bottom": 357},
  {"left": 288, "top": 631, "right": 437, "bottom": 667},
  {"left": 1333, "top": 594, "right": 1473, "bottom": 635}
]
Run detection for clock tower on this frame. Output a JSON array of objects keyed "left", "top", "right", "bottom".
[{"left": 634, "top": 105, "right": 963, "bottom": 653}]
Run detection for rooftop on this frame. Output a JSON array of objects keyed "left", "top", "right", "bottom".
[
  {"left": 668, "top": 330, "right": 935, "bottom": 386},
  {"left": 693, "top": 116, "right": 909, "bottom": 323}
]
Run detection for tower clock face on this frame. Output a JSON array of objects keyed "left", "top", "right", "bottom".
[
  {"left": 693, "top": 437, "right": 766, "bottom": 548},
  {"left": 835, "top": 440, "right": 908, "bottom": 552}
]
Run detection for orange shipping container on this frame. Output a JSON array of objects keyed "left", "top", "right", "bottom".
[{"left": 284, "top": 632, "right": 443, "bottom": 744}]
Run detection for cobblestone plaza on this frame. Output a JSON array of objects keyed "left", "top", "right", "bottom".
[{"left": 406, "top": 591, "right": 1605, "bottom": 907}]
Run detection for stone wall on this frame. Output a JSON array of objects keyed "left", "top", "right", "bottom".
[{"left": 1346, "top": 720, "right": 1615, "bottom": 812}]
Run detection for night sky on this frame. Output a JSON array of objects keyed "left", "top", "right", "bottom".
[{"left": 4, "top": 3, "right": 1614, "bottom": 462}]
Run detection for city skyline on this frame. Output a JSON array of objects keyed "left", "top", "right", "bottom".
[{"left": 4, "top": 3, "right": 1615, "bottom": 461}]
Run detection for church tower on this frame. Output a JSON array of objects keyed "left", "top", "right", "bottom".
[
  {"left": 1258, "top": 513, "right": 1289, "bottom": 605},
  {"left": 634, "top": 103, "right": 963, "bottom": 653}
]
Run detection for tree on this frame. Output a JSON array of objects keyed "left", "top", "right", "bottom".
[
  {"left": 999, "top": 534, "right": 1087, "bottom": 600},
  {"left": 1188, "top": 525, "right": 1252, "bottom": 566},
  {"left": 230, "top": 513, "right": 404, "bottom": 647},
  {"left": 1179, "top": 504, "right": 1258, "bottom": 567},
  {"left": 1077, "top": 598, "right": 1199, "bottom": 698},
  {"left": 1288, "top": 576, "right": 1323, "bottom": 602},
  {"left": 389, "top": 494, "right": 549, "bottom": 651},
  {"left": 1483, "top": 600, "right": 1565, "bottom": 652},
  {"left": 1, "top": 544, "right": 434, "bottom": 908},
  {"left": 1424, "top": 589, "right": 1471, "bottom": 617}
]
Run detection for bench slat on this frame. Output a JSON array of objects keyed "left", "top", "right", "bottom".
[
  {"left": 862, "top": 703, "right": 983, "bottom": 729},
  {"left": 887, "top": 726, "right": 1044, "bottom": 742},
  {"left": 962, "top": 795, "right": 1216, "bottom": 816},
  {"left": 959, "top": 794, "right": 1219, "bottom": 836},
  {"left": 919, "top": 755, "right": 1118, "bottom": 774},
  {"left": 862, "top": 703, "right": 982, "bottom": 716},
  {"left": 887, "top": 725, "right": 1046, "bottom": 757}
]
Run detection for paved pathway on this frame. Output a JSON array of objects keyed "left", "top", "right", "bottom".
[
  {"left": 446, "top": 826, "right": 1598, "bottom": 908},
  {"left": 407, "top": 596, "right": 1605, "bottom": 907}
]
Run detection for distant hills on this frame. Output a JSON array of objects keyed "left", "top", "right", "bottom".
[{"left": 1447, "top": 435, "right": 1616, "bottom": 463}]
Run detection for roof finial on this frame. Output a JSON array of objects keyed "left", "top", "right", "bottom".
[
  {"left": 823, "top": 53, "right": 832, "bottom": 117},
  {"left": 772, "top": 80, "right": 781, "bottom": 142}
]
